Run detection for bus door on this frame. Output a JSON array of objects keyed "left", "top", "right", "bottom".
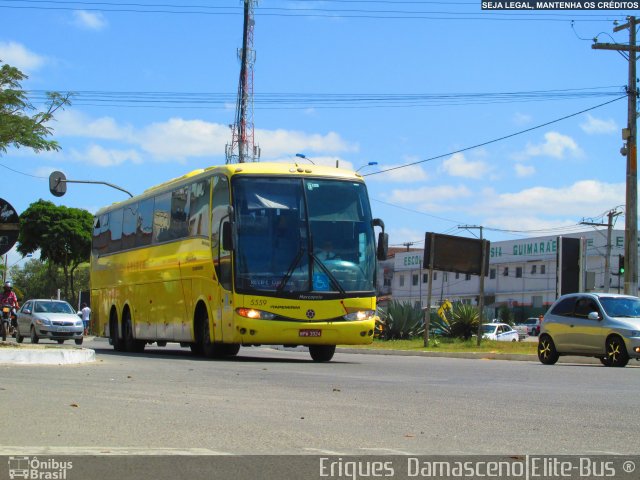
[{"left": 211, "top": 175, "right": 234, "bottom": 343}]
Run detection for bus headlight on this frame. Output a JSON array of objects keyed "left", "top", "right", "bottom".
[
  {"left": 236, "top": 308, "right": 277, "bottom": 320},
  {"left": 343, "top": 310, "right": 376, "bottom": 321}
]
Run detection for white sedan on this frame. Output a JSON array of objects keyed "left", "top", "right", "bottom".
[{"left": 481, "top": 322, "right": 519, "bottom": 342}]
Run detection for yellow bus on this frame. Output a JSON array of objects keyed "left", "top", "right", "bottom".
[{"left": 90, "top": 162, "right": 387, "bottom": 362}]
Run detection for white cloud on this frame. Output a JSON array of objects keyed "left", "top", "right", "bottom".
[
  {"left": 441, "top": 153, "right": 490, "bottom": 179},
  {"left": 515, "top": 131, "right": 582, "bottom": 160},
  {"left": 52, "top": 111, "right": 358, "bottom": 165},
  {"left": 514, "top": 163, "right": 535, "bottom": 177},
  {"left": 0, "top": 42, "right": 46, "bottom": 73},
  {"left": 70, "top": 144, "right": 142, "bottom": 167},
  {"left": 137, "top": 118, "right": 229, "bottom": 160},
  {"left": 580, "top": 114, "right": 617, "bottom": 135},
  {"left": 483, "top": 180, "right": 624, "bottom": 217},
  {"left": 255, "top": 128, "right": 357, "bottom": 157},
  {"left": 72, "top": 10, "right": 108, "bottom": 31},
  {"left": 54, "top": 110, "right": 132, "bottom": 140}
]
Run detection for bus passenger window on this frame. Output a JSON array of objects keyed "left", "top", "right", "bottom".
[
  {"left": 121, "top": 204, "right": 138, "bottom": 250},
  {"left": 136, "top": 197, "right": 154, "bottom": 247},
  {"left": 108, "top": 209, "right": 123, "bottom": 253},
  {"left": 169, "top": 186, "right": 190, "bottom": 240},
  {"left": 153, "top": 192, "right": 171, "bottom": 243}
]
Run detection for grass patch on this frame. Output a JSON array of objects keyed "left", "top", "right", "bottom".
[{"left": 345, "top": 337, "right": 538, "bottom": 355}]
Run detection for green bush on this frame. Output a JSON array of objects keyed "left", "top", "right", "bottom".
[
  {"left": 429, "top": 312, "right": 452, "bottom": 337},
  {"left": 450, "top": 302, "right": 480, "bottom": 340},
  {"left": 377, "top": 300, "right": 424, "bottom": 340}
]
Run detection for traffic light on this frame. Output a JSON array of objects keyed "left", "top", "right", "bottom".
[{"left": 618, "top": 254, "right": 625, "bottom": 275}]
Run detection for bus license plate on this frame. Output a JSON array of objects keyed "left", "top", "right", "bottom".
[{"left": 299, "top": 329, "right": 321, "bottom": 338}]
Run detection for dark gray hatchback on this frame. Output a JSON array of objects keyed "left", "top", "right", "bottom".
[{"left": 538, "top": 293, "right": 640, "bottom": 367}]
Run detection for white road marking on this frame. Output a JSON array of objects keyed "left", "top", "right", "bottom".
[{"left": 0, "top": 446, "right": 231, "bottom": 456}]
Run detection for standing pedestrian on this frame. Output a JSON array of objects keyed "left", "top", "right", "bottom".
[{"left": 80, "top": 302, "right": 91, "bottom": 335}]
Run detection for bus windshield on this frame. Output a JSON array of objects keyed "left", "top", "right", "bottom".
[{"left": 232, "top": 176, "right": 377, "bottom": 297}]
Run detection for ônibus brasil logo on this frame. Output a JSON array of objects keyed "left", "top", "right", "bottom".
[{"left": 8, "top": 456, "right": 73, "bottom": 480}]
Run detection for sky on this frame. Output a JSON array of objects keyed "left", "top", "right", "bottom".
[{"left": 0, "top": 0, "right": 639, "bottom": 267}]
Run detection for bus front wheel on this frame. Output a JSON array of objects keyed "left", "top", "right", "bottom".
[{"left": 309, "top": 345, "right": 336, "bottom": 362}]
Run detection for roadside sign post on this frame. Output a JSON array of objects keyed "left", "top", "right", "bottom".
[{"left": 423, "top": 233, "right": 435, "bottom": 348}]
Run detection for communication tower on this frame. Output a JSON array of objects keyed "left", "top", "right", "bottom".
[{"left": 225, "top": 0, "right": 260, "bottom": 164}]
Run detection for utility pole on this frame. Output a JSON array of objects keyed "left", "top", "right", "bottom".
[
  {"left": 580, "top": 209, "right": 622, "bottom": 292},
  {"left": 402, "top": 242, "right": 415, "bottom": 251},
  {"left": 593, "top": 17, "right": 639, "bottom": 295},
  {"left": 458, "top": 225, "right": 486, "bottom": 346}
]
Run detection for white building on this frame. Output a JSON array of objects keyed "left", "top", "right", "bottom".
[{"left": 387, "top": 230, "right": 631, "bottom": 319}]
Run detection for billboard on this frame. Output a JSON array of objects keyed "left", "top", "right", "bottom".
[
  {"left": 423, "top": 232, "right": 490, "bottom": 276},
  {"left": 557, "top": 236, "right": 581, "bottom": 296}
]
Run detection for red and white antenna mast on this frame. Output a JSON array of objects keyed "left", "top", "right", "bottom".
[{"left": 226, "top": 0, "right": 260, "bottom": 164}]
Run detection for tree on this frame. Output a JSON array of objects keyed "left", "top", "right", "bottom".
[
  {"left": 17, "top": 200, "right": 93, "bottom": 303},
  {"left": 0, "top": 60, "right": 71, "bottom": 154},
  {"left": 9, "top": 259, "right": 89, "bottom": 306},
  {"left": 498, "top": 304, "right": 513, "bottom": 325}
]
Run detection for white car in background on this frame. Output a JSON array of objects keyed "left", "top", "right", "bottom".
[{"left": 481, "top": 322, "right": 519, "bottom": 342}]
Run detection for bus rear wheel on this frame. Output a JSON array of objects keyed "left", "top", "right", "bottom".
[
  {"left": 110, "top": 313, "right": 125, "bottom": 352},
  {"left": 309, "top": 345, "right": 336, "bottom": 362},
  {"left": 123, "top": 313, "right": 145, "bottom": 353}
]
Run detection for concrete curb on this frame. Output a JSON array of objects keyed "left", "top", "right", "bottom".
[
  {"left": 336, "top": 347, "right": 603, "bottom": 364},
  {"left": 0, "top": 342, "right": 96, "bottom": 365}
]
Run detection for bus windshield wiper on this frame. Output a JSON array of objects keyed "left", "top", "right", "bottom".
[{"left": 277, "top": 246, "right": 306, "bottom": 293}]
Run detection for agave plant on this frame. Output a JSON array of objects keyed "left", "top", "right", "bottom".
[
  {"left": 377, "top": 300, "right": 424, "bottom": 340},
  {"left": 429, "top": 312, "right": 452, "bottom": 337},
  {"left": 449, "top": 302, "right": 480, "bottom": 340}
]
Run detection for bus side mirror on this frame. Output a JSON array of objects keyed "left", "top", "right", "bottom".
[
  {"left": 377, "top": 232, "right": 389, "bottom": 261},
  {"left": 372, "top": 218, "right": 388, "bottom": 261},
  {"left": 222, "top": 221, "right": 234, "bottom": 251}
]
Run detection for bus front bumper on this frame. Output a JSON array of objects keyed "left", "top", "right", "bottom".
[{"left": 233, "top": 317, "right": 376, "bottom": 346}]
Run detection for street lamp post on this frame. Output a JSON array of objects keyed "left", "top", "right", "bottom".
[
  {"left": 356, "top": 161, "right": 378, "bottom": 173},
  {"left": 295, "top": 153, "right": 315, "bottom": 165}
]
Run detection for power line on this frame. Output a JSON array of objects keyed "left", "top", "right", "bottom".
[
  {"left": 0, "top": 163, "right": 47, "bottom": 178},
  {"left": 26, "top": 86, "right": 624, "bottom": 110},
  {"left": 0, "top": 0, "right": 633, "bottom": 21}
]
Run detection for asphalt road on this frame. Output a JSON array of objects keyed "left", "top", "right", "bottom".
[{"left": 1, "top": 338, "right": 639, "bottom": 456}]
